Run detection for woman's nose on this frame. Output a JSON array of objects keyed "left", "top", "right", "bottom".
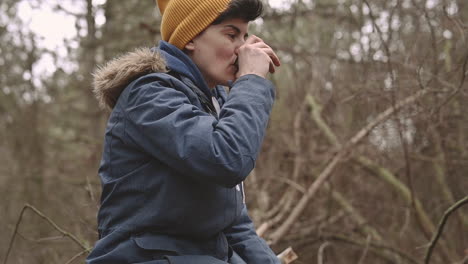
[
  {"left": 234, "top": 37, "right": 246, "bottom": 55},
  {"left": 236, "top": 38, "right": 246, "bottom": 48}
]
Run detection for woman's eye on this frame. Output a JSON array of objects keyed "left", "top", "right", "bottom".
[{"left": 227, "top": 34, "right": 236, "bottom": 40}]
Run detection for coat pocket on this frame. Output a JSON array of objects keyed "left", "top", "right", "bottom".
[
  {"left": 133, "top": 260, "right": 169, "bottom": 264},
  {"left": 165, "top": 255, "right": 228, "bottom": 264},
  {"left": 132, "top": 234, "right": 178, "bottom": 260},
  {"left": 132, "top": 232, "right": 229, "bottom": 263}
]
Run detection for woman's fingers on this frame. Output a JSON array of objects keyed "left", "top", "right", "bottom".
[
  {"left": 245, "top": 35, "right": 264, "bottom": 45},
  {"left": 237, "top": 35, "right": 281, "bottom": 77},
  {"left": 251, "top": 42, "right": 281, "bottom": 67}
]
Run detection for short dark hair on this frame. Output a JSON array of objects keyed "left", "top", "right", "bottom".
[{"left": 212, "top": 0, "right": 263, "bottom": 25}]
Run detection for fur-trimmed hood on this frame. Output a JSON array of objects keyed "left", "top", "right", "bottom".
[{"left": 93, "top": 48, "right": 167, "bottom": 110}]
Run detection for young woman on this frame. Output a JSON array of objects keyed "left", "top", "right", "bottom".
[{"left": 87, "top": 0, "right": 281, "bottom": 263}]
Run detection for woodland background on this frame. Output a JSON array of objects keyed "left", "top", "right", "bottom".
[{"left": 1, "top": 0, "right": 467, "bottom": 263}]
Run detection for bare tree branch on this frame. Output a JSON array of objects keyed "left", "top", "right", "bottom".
[
  {"left": 432, "top": 50, "right": 468, "bottom": 114},
  {"left": 3, "top": 204, "right": 91, "bottom": 264},
  {"left": 424, "top": 196, "right": 468, "bottom": 264}
]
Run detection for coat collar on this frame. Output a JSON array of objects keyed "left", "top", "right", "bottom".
[
  {"left": 93, "top": 41, "right": 212, "bottom": 110},
  {"left": 156, "top": 41, "right": 211, "bottom": 97}
]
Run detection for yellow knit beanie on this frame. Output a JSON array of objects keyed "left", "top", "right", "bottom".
[{"left": 156, "top": 0, "right": 231, "bottom": 50}]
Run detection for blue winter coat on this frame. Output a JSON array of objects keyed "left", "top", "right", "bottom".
[{"left": 87, "top": 41, "right": 280, "bottom": 264}]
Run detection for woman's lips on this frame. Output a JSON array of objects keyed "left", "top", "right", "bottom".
[{"left": 232, "top": 58, "right": 239, "bottom": 72}]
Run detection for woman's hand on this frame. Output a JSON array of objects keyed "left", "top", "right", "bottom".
[{"left": 235, "top": 35, "right": 281, "bottom": 79}]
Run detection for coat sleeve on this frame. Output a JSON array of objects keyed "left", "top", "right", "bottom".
[
  {"left": 224, "top": 204, "right": 281, "bottom": 264},
  {"left": 122, "top": 74, "right": 275, "bottom": 188}
]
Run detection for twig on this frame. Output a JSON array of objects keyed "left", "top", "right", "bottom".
[
  {"left": 432, "top": 49, "right": 468, "bottom": 114},
  {"left": 357, "top": 235, "right": 371, "bottom": 264},
  {"left": 317, "top": 242, "right": 331, "bottom": 264},
  {"left": 53, "top": 3, "right": 84, "bottom": 17},
  {"left": 36, "top": 235, "right": 66, "bottom": 243},
  {"left": 64, "top": 250, "right": 89, "bottom": 264},
  {"left": 4, "top": 205, "right": 28, "bottom": 264},
  {"left": 424, "top": 196, "right": 468, "bottom": 264},
  {"left": 6, "top": 228, "right": 65, "bottom": 244},
  {"left": 3, "top": 204, "right": 91, "bottom": 264},
  {"left": 268, "top": 176, "right": 306, "bottom": 194},
  {"left": 85, "top": 174, "right": 96, "bottom": 204}
]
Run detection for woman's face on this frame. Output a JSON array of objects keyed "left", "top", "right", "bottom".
[{"left": 185, "top": 18, "right": 249, "bottom": 88}]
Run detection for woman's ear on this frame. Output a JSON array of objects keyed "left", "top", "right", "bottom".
[{"left": 185, "top": 40, "right": 195, "bottom": 51}]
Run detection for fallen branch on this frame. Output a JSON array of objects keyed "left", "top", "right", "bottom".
[
  {"left": 424, "top": 196, "right": 468, "bottom": 264},
  {"left": 277, "top": 247, "right": 298, "bottom": 264},
  {"left": 256, "top": 222, "right": 270, "bottom": 237},
  {"left": 269, "top": 88, "right": 430, "bottom": 244},
  {"left": 3, "top": 203, "right": 91, "bottom": 264},
  {"left": 304, "top": 94, "right": 384, "bottom": 241}
]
